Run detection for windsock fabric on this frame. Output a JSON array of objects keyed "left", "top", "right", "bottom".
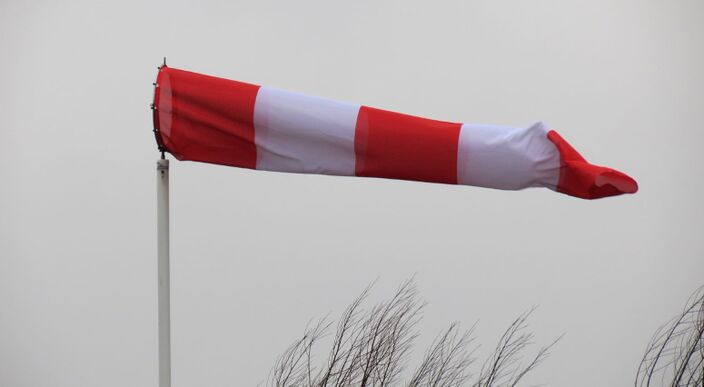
[{"left": 152, "top": 66, "right": 637, "bottom": 199}]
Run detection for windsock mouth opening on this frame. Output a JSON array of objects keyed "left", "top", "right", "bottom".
[{"left": 152, "top": 65, "right": 175, "bottom": 157}]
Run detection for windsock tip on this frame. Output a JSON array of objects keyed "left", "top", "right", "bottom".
[{"left": 595, "top": 170, "right": 638, "bottom": 195}]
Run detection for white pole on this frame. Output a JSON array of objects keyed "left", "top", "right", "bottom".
[{"left": 157, "top": 158, "right": 171, "bottom": 387}]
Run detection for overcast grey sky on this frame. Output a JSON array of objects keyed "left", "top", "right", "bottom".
[{"left": 1, "top": 0, "right": 703, "bottom": 386}]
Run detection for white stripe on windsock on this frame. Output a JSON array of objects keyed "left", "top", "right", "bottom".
[
  {"left": 457, "top": 122, "right": 560, "bottom": 190},
  {"left": 253, "top": 86, "right": 360, "bottom": 176}
]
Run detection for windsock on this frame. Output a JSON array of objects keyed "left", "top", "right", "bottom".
[{"left": 151, "top": 66, "right": 637, "bottom": 199}]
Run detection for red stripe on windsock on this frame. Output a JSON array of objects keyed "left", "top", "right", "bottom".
[
  {"left": 547, "top": 130, "right": 638, "bottom": 199},
  {"left": 154, "top": 66, "right": 260, "bottom": 169},
  {"left": 354, "top": 106, "right": 462, "bottom": 184}
]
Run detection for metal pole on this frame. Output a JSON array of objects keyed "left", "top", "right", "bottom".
[{"left": 157, "top": 158, "right": 171, "bottom": 387}]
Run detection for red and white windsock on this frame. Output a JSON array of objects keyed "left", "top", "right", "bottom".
[{"left": 152, "top": 66, "right": 637, "bottom": 199}]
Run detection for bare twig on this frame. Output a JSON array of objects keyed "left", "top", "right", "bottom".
[
  {"left": 473, "top": 307, "right": 562, "bottom": 387},
  {"left": 407, "top": 322, "right": 476, "bottom": 387},
  {"left": 636, "top": 285, "right": 704, "bottom": 387},
  {"left": 268, "top": 280, "right": 559, "bottom": 387}
]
